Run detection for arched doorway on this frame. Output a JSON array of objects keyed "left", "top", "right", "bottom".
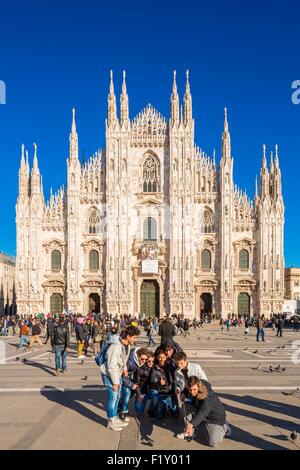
[
  {"left": 238, "top": 292, "right": 250, "bottom": 318},
  {"left": 140, "top": 280, "right": 159, "bottom": 319},
  {"left": 200, "top": 293, "right": 212, "bottom": 319},
  {"left": 89, "top": 293, "right": 100, "bottom": 314},
  {"left": 50, "top": 293, "right": 63, "bottom": 314}
]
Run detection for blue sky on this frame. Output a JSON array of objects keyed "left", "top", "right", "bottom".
[{"left": 0, "top": 0, "right": 299, "bottom": 265}]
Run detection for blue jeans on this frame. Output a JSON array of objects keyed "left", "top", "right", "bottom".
[
  {"left": 148, "top": 389, "right": 178, "bottom": 416},
  {"left": 256, "top": 328, "right": 265, "bottom": 341},
  {"left": 54, "top": 345, "right": 67, "bottom": 371},
  {"left": 102, "top": 374, "right": 122, "bottom": 419},
  {"left": 147, "top": 335, "right": 155, "bottom": 346},
  {"left": 119, "top": 385, "right": 132, "bottom": 414},
  {"left": 18, "top": 336, "right": 30, "bottom": 348},
  {"left": 135, "top": 393, "right": 150, "bottom": 415}
]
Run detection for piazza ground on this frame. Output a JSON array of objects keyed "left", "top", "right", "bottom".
[{"left": 0, "top": 324, "right": 299, "bottom": 450}]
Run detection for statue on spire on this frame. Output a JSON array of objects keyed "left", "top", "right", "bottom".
[
  {"left": 120, "top": 70, "right": 129, "bottom": 127},
  {"left": 108, "top": 70, "right": 118, "bottom": 126},
  {"left": 183, "top": 69, "right": 192, "bottom": 125},
  {"left": 69, "top": 108, "right": 78, "bottom": 160},
  {"left": 170, "top": 70, "right": 179, "bottom": 126}
]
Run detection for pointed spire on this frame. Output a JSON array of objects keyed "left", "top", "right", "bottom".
[
  {"left": 108, "top": 70, "right": 118, "bottom": 126},
  {"left": 260, "top": 144, "right": 269, "bottom": 199},
  {"left": 274, "top": 144, "right": 279, "bottom": 166},
  {"left": 120, "top": 70, "right": 129, "bottom": 127},
  {"left": 221, "top": 107, "right": 231, "bottom": 161},
  {"left": 183, "top": 69, "right": 192, "bottom": 125},
  {"left": 21, "top": 144, "right": 25, "bottom": 167},
  {"left": 170, "top": 70, "right": 179, "bottom": 126},
  {"left": 213, "top": 149, "right": 216, "bottom": 167},
  {"left": 32, "top": 143, "right": 39, "bottom": 172},
  {"left": 69, "top": 108, "right": 78, "bottom": 160},
  {"left": 255, "top": 175, "right": 258, "bottom": 198},
  {"left": 270, "top": 150, "right": 274, "bottom": 169}
]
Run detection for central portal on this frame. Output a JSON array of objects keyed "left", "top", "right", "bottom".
[
  {"left": 89, "top": 293, "right": 100, "bottom": 314},
  {"left": 140, "top": 280, "right": 159, "bottom": 319},
  {"left": 200, "top": 293, "right": 212, "bottom": 319}
]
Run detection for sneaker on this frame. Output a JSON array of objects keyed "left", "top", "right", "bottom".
[
  {"left": 224, "top": 422, "right": 232, "bottom": 438},
  {"left": 78, "top": 355, "right": 85, "bottom": 359},
  {"left": 119, "top": 413, "right": 130, "bottom": 422},
  {"left": 61, "top": 370, "right": 67, "bottom": 374},
  {"left": 107, "top": 420, "right": 123, "bottom": 432},
  {"left": 115, "top": 418, "right": 129, "bottom": 427},
  {"left": 176, "top": 432, "right": 195, "bottom": 440}
]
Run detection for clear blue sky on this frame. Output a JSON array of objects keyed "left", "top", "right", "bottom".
[{"left": 0, "top": 0, "right": 299, "bottom": 265}]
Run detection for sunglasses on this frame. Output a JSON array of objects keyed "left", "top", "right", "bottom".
[
  {"left": 147, "top": 359, "right": 154, "bottom": 363},
  {"left": 140, "top": 356, "right": 148, "bottom": 361}
]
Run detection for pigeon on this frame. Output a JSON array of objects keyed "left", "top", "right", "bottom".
[
  {"left": 207, "top": 337, "right": 211, "bottom": 340},
  {"left": 269, "top": 365, "right": 273, "bottom": 372},
  {"left": 281, "top": 345, "right": 285, "bottom": 349},
  {"left": 281, "top": 366, "right": 286, "bottom": 372},
  {"left": 22, "top": 358, "right": 27, "bottom": 363},
  {"left": 276, "top": 345, "right": 281, "bottom": 349},
  {"left": 227, "top": 349, "right": 231, "bottom": 352},
  {"left": 15, "top": 357, "right": 20, "bottom": 361},
  {"left": 290, "top": 430, "right": 298, "bottom": 441},
  {"left": 282, "top": 387, "right": 299, "bottom": 396},
  {"left": 274, "top": 365, "right": 281, "bottom": 371},
  {"left": 254, "top": 363, "right": 263, "bottom": 370},
  {"left": 81, "top": 376, "right": 88, "bottom": 381},
  {"left": 243, "top": 347, "right": 248, "bottom": 351},
  {"left": 253, "top": 350, "right": 258, "bottom": 354},
  {"left": 197, "top": 337, "right": 201, "bottom": 340}
]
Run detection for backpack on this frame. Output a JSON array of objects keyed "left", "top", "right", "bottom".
[{"left": 95, "top": 342, "right": 110, "bottom": 367}]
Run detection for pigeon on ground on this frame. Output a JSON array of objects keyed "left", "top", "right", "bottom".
[
  {"left": 274, "top": 365, "right": 281, "bottom": 371},
  {"left": 81, "top": 376, "right": 88, "bottom": 381},
  {"left": 269, "top": 365, "right": 273, "bottom": 372},
  {"left": 207, "top": 337, "right": 211, "bottom": 340},
  {"left": 15, "top": 357, "right": 20, "bottom": 361},
  {"left": 290, "top": 430, "right": 298, "bottom": 441},
  {"left": 253, "top": 363, "right": 263, "bottom": 370},
  {"left": 243, "top": 347, "right": 248, "bottom": 350},
  {"left": 282, "top": 387, "right": 299, "bottom": 396},
  {"left": 281, "top": 366, "right": 286, "bottom": 372},
  {"left": 281, "top": 345, "right": 285, "bottom": 349},
  {"left": 22, "top": 358, "right": 27, "bottom": 363},
  {"left": 197, "top": 337, "right": 201, "bottom": 340},
  {"left": 253, "top": 350, "right": 258, "bottom": 354}
]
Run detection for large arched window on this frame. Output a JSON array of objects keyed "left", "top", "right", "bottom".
[
  {"left": 89, "top": 250, "right": 99, "bottom": 270},
  {"left": 88, "top": 208, "right": 100, "bottom": 234},
  {"left": 239, "top": 249, "right": 249, "bottom": 269},
  {"left": 51, "top": 250, "right": 61, "bottom": 270},
  {"left": 143, "top": 156, "right": 159, "bottom": 192},
  {"left": 143, "top": 217, "right": 157, "bottom": 241},
  {"left": 201, "top": 249, "right": 211, "bottom": 269}
]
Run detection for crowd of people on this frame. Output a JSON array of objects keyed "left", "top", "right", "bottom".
[
  {"left": 0, "top": 309, "right": 298, "bottom": 447},
  {"left": 97, "top": 317, "right": 232, "bottom": 447}
]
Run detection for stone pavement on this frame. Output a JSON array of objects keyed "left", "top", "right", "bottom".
[{"left": 0, "top": 324, "right": 300, "bottom": 450}]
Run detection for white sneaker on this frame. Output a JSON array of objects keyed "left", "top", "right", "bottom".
[
  {"left": 176, "top": 432, "right": 186, "bottom": 439},
  {"left": 115, "top": 418, "right": 129, "bottom": 427},
  {"left": 224, "top": 422, "right": 232, "bottom": 438},
  {"left": 78, "top": 355, "right": 85, "bottom": 359},
  {"left": 107, "top": 420, "right": 123, "bottom": 431},
  {"left": 176, "top": 432, "right": 195, "bottom": 440}
]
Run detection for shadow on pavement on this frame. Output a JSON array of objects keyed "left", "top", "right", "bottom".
[{"left": 40, "top": 387, "right": 108, "bottom": 428}]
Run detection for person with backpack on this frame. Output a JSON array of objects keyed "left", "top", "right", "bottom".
[
  {"left": 91, "top": 319, "right": 104, "bottom": 357},
  {"left": 99, "top": 325, "right": 140, "bottom": 431}
]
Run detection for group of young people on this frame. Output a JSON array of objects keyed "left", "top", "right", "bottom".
[{"left": 99, "top": 318, "right": 231, "bottom": 447}]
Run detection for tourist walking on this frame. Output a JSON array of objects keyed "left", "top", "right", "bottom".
[
  {"left": 147, "top": 320, "right": 155, "bottom": 346},
  {"left": 158, "top": 317, "right": 176, "bottom": 345},
  {"left": 276, "top": 315, "right": 285, "bottom": 337},
  {"left": 29, "top": 319, "right": 42, "bottom": 348},
  {"left": 256, "top": 316, "right": 265, "bottom": 342},
  {"left": 52, "top": 315, "right": 70, "bottom": 376}
]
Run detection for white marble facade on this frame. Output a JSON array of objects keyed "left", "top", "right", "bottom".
[{"left": 15, "top": 71, "right": 285, "bottom": 318}]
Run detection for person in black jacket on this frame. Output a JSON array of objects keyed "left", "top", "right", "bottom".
[
  {"left": 133, "top": 353, "right": 155, "bottom": 415},
  {"left": 276, "top": 315, "right": 285, "bottom": 337},
  {"left": 75, "top": 317, "right": 85, "bottom": 359},
  {"left": 29, "top": 320, "right": 42, "bottom": 348},
  {"left": 148, "top": 348, "right": 177, "bottom": 418},
  {"left": 177, "top": 376, "right": 231, "bottom": 447},
  {"left": 44, "top": 316, "right": 54, "bottom": 348},
  {"left": 51, "top": 315, "right": 70, "bottom": 376},
  {"left": 158, "top": 317, "right": 176, "bottom": 345}
]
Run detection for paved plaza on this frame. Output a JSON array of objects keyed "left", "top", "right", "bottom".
[{"left": 0, "top": 324, "right": 300, "bottom": 450}]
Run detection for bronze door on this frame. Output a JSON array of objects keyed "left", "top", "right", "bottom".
[{"left": 140, "top": 281, "right": 159, "bottom": 319}]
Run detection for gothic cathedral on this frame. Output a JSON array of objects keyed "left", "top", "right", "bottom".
[{"left": 16, "top": 71, "right": 285, "bottom": 319}]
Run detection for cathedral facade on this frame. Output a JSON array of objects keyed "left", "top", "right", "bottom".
[{"left": 16, "top": 71, "right": 285, "bottom": 319}]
